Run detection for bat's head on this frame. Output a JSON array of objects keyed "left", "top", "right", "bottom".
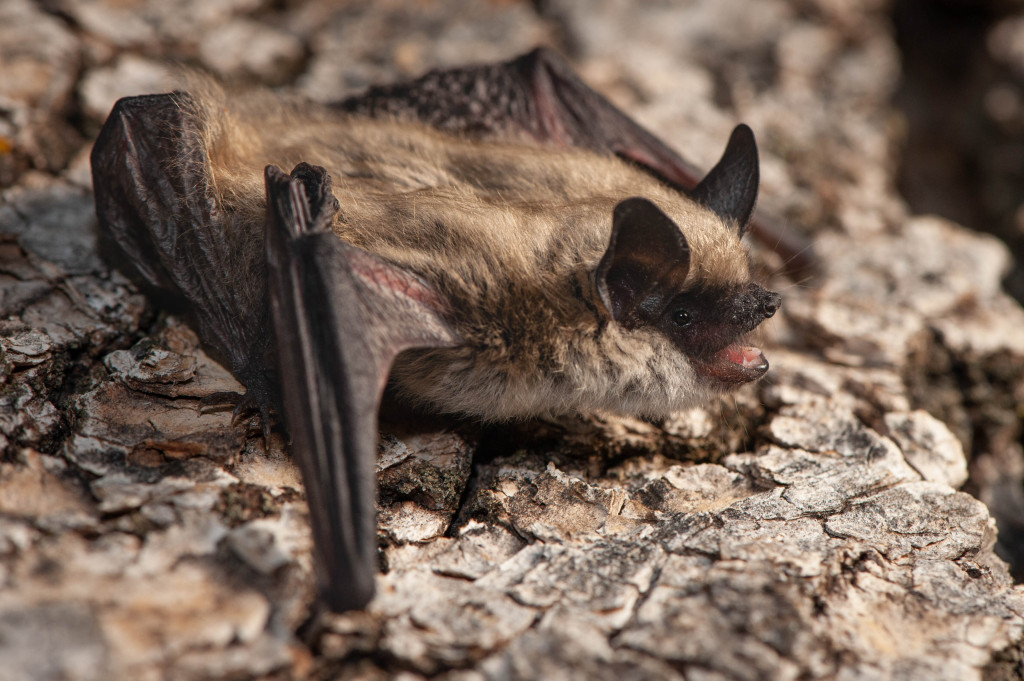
[
  {"left": 387, "top": 124, "right": 779, "bottom": 420},
  {"left": 593, "top": 125, "right": 780, "bottom": 402}
]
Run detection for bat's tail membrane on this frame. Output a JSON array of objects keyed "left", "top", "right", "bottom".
[{"left": 263, "top": 163, "right": 461, "bottom": 612}]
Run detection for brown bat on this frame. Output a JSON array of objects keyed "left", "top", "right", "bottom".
[{"left": 91, "top": 48, "right": 784, "bottom": 612}]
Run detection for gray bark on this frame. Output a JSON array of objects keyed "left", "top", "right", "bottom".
[{"left": 2, "top": 1, "right": 1023, "bottom": 679}]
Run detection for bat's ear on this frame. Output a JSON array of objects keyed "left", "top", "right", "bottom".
[
  {"left": 596, "top": 197, "right": 690, "bottom": 328},
  {"left": 691, "top": 124, "right": 759, "bottom": 237}
]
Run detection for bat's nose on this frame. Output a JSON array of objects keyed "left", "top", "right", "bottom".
[{"left": 762, "top": 290, "right": 781, "bottom": 319}]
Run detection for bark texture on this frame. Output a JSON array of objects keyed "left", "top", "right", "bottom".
[{"left": 2, "top": 1, "right": 1023, "bottom": 679}]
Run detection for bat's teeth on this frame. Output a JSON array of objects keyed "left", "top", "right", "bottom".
[
  {"left": 716, "top": 344, "right": 767, "bottom": 370},
  {"left": 699, "top": 344, "right": 770, "bottom": 384}
]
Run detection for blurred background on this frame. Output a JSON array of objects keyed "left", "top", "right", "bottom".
[{"left": 894, "top": 0, "right": 1024, "bottom": 303}]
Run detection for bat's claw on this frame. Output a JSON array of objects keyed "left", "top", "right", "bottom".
[
  {"left": 288, "top": 162, "right": 340, "bottom": 229},
  {"left": 231, "top": 394, "right": 274, "bottom": 448},
  {"left": 199, "top": 373, "right": 278, "bottom": 450}
]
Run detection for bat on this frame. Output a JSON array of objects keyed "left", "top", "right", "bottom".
[{"left": 90, "top": 48, "right": 784, "bottom": 612}]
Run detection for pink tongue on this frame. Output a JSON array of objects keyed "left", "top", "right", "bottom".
[{"left": 716, "top": 344, "right": 765, "bottom": 368}]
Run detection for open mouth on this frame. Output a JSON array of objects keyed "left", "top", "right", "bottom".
[{"left": 694, "top": 343, "right": 769, "bottom": 385}]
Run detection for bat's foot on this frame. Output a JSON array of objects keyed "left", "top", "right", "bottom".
[{"left": 200, "top": 372, "right": 278, "bottom": 448}]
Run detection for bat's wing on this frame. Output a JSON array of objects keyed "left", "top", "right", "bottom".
[
  {"left": 263, "top": 163, "right": 461, "bottom": 611},
  {"left": 341, "top": 47, "right": 815, "bottom": 280},
  {"left": 91, "top": 94, "right": 274, "bottom": 407},
  {"left": 340, "top": 48, "right": 702, "bottom": 182},
  {"left": 93, "top": 95, "right": 461, "bottom": 611}
]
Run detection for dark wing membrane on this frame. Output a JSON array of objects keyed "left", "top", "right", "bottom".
[
  {"left": 91, "top": 94, "right": 271, "bottom": 384},
  {"left": 264, "top": 164, "right": 460, "bottom": 611},
  {"left": 337, "top": 47, "right": 704, "bottom": 189},
  {"left": 339, "top": 47, "right": 816, "bottom": 281}
]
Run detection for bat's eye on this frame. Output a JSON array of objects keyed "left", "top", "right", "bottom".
[{"left": 671, "top": 309, "right": 691, "bottom": 327}]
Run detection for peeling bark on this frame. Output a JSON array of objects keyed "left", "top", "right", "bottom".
[{"left": 2, "top": 1, "right": 1024, "bottom": 680}]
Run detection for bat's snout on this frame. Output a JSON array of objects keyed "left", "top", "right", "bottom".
[
  {"left": 732, "top": 283, "right": 781, "bottom": 331},
  {"left": 761, "top": 290, "right": 781, "bottom": 319}
]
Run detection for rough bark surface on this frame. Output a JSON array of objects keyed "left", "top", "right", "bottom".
[{"left": 2, "top": 1, "right": 1023, "bottom": 680}]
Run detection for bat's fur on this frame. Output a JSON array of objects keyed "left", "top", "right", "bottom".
[
  {"left": 177, "top": 80, "right": 760, "bottom": 420},
  {"left": 93, "top": 53, "right": 782, "bottom": 612}
]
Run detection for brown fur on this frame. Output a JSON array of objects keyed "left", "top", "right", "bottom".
[{"left": 178, "top": 81, "right": 755, "bottom": 419}]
